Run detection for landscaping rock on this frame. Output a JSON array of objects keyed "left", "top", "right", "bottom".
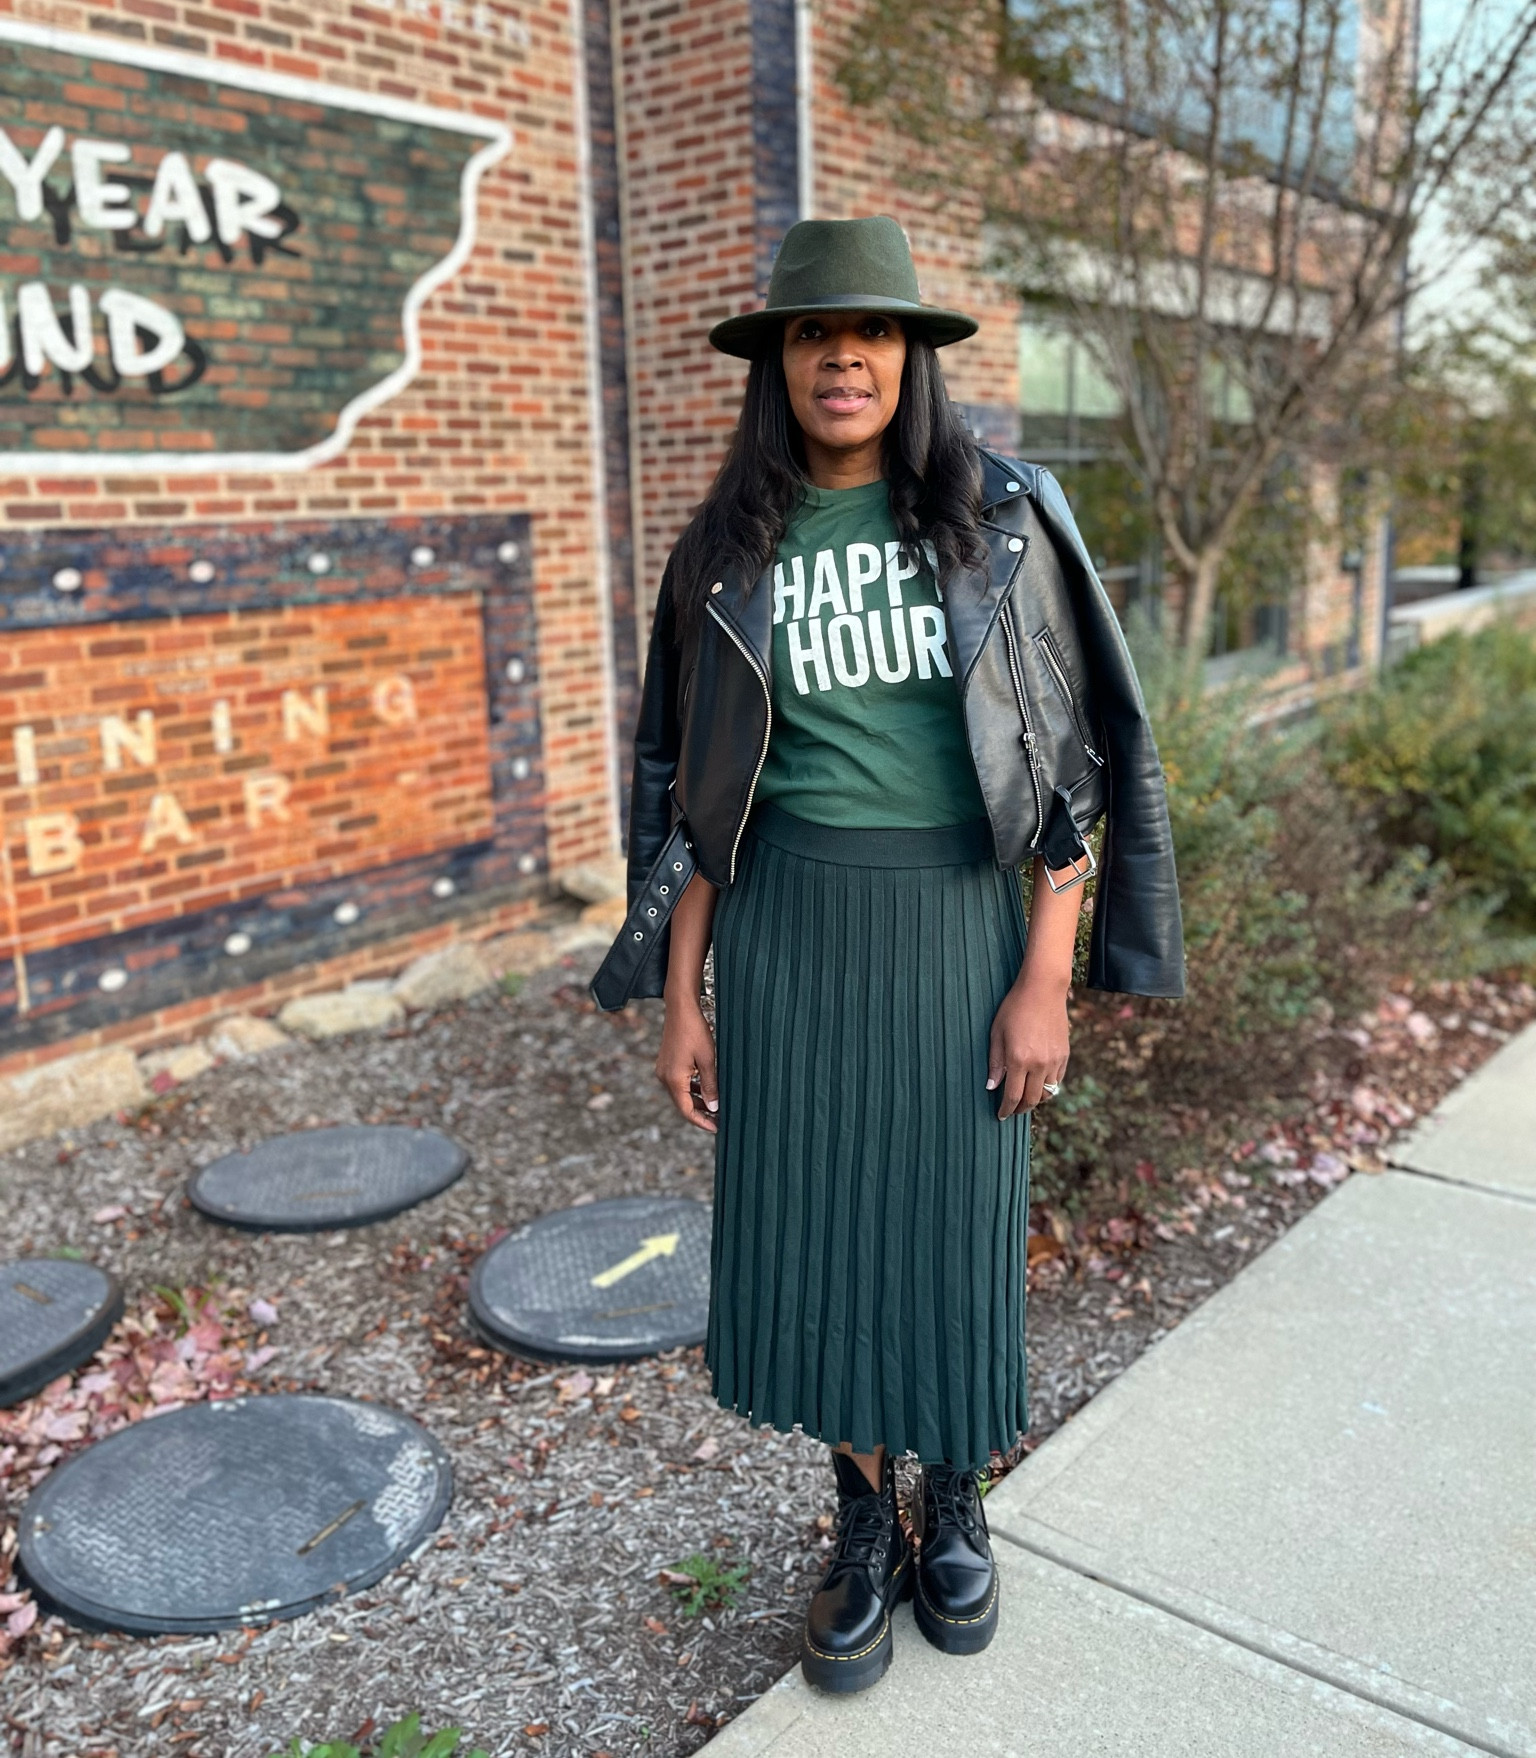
[
  {"left": 138, "top": 1043, "right": 216, "bottom": 1091},
  {"left": 206, "top": 1014, "right": 292, "bottom": 1060},
  {"left": 550, "top": 920, "right": 615, "bottom": 957},
  {"left": 276, "top": 988, "right": 404, "bottom": 1039},
  {"left": 580, "top": 894, "right": 628, "bottom": 932},
  {"left": 556, "top": 855, "right": 627, "bottom": 904},
  {"left": 391, "top": 941, "right": 496, "bottom": 1011},
  {"left": 481, "top": 928, "right": 562, "bottom": 978},
  {"left": 0, "top": 1048, "right": 146, "bottom": 1153}
]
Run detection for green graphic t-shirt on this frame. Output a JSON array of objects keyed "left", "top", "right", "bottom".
[{"left": 754, "top": 479, "right": 988, "bottom": 829}]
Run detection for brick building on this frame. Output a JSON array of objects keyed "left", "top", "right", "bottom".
[{"left": 0, "top": 0, "right": 1383, "bottom": 1075}]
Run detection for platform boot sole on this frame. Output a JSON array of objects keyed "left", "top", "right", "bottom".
[
  {"left": 913, "top": 1569, "right": 1000, "bottom": 1656},
  {"left": 800, "top": 1562, "right": 913, "bottom": 1694}
]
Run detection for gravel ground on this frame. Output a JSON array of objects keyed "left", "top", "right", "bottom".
[{"left": 2, "top": 954, "right": 1530, "bottom": 1758}]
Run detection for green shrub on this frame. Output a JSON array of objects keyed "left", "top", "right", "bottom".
[
  {"left": 1325, "top": 625, "right": 1536, "bottom": 932},
  {"left": 1140, "top": 625, "right": 1488, "bottom": 1035},
  {"left": 1035, "top": 616, "right": 1502, "bottom": 1183},
  {"left": 1028, "top": 1072, "right": 1115, "bottom": 1213}
]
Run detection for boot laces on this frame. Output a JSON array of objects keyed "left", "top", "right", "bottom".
[
  {"left": 928, "top": 1466, "right": 982, "bottom": 1537},
  {"left": 832, "top": 1490, "right": 891, "bottom": 1565}
]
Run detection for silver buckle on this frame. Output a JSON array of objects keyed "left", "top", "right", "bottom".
[{"left": 1044, "top": 844, "right": 1097, "bottom": 894}]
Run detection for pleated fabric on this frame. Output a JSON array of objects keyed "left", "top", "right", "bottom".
[{"left": 707, "top": 802, "right": 1031, "bottom": 1470}]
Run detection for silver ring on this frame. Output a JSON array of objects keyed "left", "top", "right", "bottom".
[{"left": 1042, "top": 1081, "right": 1062, "bottom": 1098}]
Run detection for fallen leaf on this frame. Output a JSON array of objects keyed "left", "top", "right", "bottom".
[
  {"left": 644, "top": 1616, "right": 669, "bottom": 1634},
  {"left": 91, "top": 1205, "right": 127, "bottom": 1224},
  {"left": 1350, "top": 1084, "right": 1382, "bottom": 1119},
  {"left": 523, "top": 1724, "right": 549, "bottom": 1738},
  {"left": 247, "top": 1298, "right": 279, "bottom": 1326},
  {"left": 692, "top": 1435, "right": 720, "bottom": 1461}
]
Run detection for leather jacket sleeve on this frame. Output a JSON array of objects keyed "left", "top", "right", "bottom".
[
  {"left": 1032, "top": 470, "right": 1186, "bottom": 998},
  {"left": 622, "top": 559, "right": 685, "bottom": 998}
]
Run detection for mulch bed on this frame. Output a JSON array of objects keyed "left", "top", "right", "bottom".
[{"left": 2, "top": 955, "right": 1531, "bottom": 1758}]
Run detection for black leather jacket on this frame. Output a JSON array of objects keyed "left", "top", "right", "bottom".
[{"left": 591, "top": 449, "right": 1184, "bottom": 1008}]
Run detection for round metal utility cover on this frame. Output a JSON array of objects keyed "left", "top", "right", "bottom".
[
  {"left": 0, "top": 1259, "right": 124, "bottom": 1409},
  {"left": 189, "top": 1125, "right": 466, "bottom": 1232},
  {"left": 469, "top": 1195, "right": 711, "bottom": 1363},
  {"left": 19, "top": 1394, "right": 452, "bottom": 1635}
]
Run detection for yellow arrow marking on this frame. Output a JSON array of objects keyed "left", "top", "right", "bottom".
[{"left": 590, "top": 1232, "right": 679, "bottom": 1289}]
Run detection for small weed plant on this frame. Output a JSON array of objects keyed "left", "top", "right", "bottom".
[
  {"left": 264, "top": 1712, "right": 487, "bottom": 1758},
  {"left": 663, "top": 1550, "right": 750, "bottom": 1618}
]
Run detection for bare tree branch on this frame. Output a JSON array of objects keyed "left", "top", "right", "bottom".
[{"left": 842, "top": 0, "right": 1536, "bottom": 656}]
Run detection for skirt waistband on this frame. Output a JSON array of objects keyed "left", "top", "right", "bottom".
[{"left": 749, "top": 801, "right": 995, "bottom": 869}]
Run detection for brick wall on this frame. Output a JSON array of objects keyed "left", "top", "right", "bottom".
[
  {"left": 612, "top": 0, "right": 755, "bottom": 617},
  {"left": 5, "top": 594, "right": 494, "bottom": 958},
  {"left": 0, "top": 0, "right": 613, "bottom": 864},
  {"left": 0, "top": 0, "right": 618, "bottom": 1070},
  {"left": 805, "top": 1, "right": 1023, "bottom": 439},
  {"left": 611, "top": 0, "right": 1032, "bottom": 619}
]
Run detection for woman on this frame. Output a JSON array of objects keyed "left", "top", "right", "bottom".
[{"left": 592, "top": 216, "right": 1183, "bottom": 1693}]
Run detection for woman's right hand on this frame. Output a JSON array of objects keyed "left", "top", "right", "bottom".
[{"left": 656, "top": 997, "right": 719, "bottom": 1134}]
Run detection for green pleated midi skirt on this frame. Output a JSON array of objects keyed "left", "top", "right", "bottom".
[{"left": 707, "top": 802, "right": 1031, "bottom": 1470}]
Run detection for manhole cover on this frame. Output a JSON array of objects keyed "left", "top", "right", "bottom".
[
  {"left": 469, "top": 1195, "right": 711, "bottom": 1363},
  {"left": 19, "top": 1394, "right": 452, "bottom": 1634},
  {"left": 188, "top": 1126, "right": 467, "bottom": 1231},
  {"left": 0, "top": 1259, "right": 124, "bottom": 1409}
]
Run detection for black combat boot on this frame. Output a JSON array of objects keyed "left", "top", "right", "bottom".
[
  {"left": 800, "top": 1451, "right": 912, "bottom": 1693},
  {"left": 912, "top": 1461, "right": 999, "bottom": 1654}
]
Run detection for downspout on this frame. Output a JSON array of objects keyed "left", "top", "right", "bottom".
[
  {"left": 568, "top": 0, "right": 622, "bottom": 851},
  {"left": 611, "top": 0, "right": 648, "bottom": 671},
  {"left": 795, "top": 0, "right": 815, "bottom": 219}
]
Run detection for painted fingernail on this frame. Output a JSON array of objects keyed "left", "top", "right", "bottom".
[
  {"left": 985, "top": 1077, "right": 998, "bottom": 1090},
  {"left": 705, "top": 1098, "right": 719, "bottom": 1112}
]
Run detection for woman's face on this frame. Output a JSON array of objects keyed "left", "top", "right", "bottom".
[{"left": 781, "top": 310, "right": 907, "bottom": 461}]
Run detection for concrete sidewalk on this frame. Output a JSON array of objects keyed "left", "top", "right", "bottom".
[{"left": 711, "top": 1025, "right": 1536, "bottom": 1758}]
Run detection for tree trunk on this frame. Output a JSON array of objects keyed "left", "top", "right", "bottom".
[{"left": 1178, "top": 547, "right": 1225, "bottom": 662}]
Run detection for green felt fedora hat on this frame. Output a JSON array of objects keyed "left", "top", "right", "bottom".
[{"left": 708, "top": 215, "right": 979, "bottom": 358}]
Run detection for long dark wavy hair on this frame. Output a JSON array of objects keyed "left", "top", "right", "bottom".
[{"left": 668, "top": 332, "right": 987, "bottom": 630}]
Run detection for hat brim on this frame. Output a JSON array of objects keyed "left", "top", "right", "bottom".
[{"left": 708, "top": 293, "right": 979, "bottom": 358}]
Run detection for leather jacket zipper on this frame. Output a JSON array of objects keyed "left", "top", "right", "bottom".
[
  {"left": 998, "top": 609, "right": 1045, "bottom": 844},
  {"left": 1036, "top": 628, "right": 1104, "bottom": 766},
  {"left": 707, "top": 600, "right": 772, "bottom": 882}
]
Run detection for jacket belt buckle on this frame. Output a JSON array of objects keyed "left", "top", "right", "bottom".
[{"left": 1044, "top": 843, "right": 1097, "bottom": 894}]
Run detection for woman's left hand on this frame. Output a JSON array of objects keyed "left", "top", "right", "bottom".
[{"left": 987, "top": 977, "right": 1070, "bottom": 1120}]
